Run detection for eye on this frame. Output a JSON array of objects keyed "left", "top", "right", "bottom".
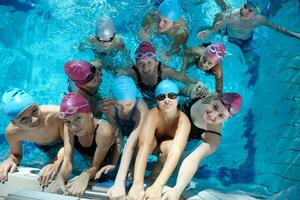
[
  {"left": 32, "top": 108, "right": 38, "bottom": 115},
  {"left": 218, "top": 113, "right": 224, "bottom": 118},
  {"left": 75, "top": 116, "right": 81, "bottom": 122},
  {"left": 208, "top": 62, "right": 212, "bottom": 65},
  {"left": 20, "top": 116, "right": 29, "bottom": 123},
  {"left": 213, "top": 104, "right": 218, "bottom": 111}
]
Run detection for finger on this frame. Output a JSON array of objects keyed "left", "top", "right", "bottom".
[
  {"left": 95, "top": 169, "right": 104, "bottom": 180},
  {"left": 10, "top": 163, "right": 17, "bottom": 173},
  {"left": 3, "top": 167, "right": 9, "bottom": 182}
]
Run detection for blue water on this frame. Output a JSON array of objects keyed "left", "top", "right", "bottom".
[{"left": 0, "top": 0, "right": 300, "bottom": 198}]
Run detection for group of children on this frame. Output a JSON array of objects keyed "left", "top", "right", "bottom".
[{"left": 1, "top": 0, "right": 299, "bottom": 199}]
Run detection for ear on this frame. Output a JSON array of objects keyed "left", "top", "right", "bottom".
[{"left": 88, "top": 112, "right": 93, "bottom": 118}]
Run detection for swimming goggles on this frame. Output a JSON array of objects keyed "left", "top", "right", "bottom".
[
  {"left": 59, "top": 104, "right": 89, "bottom": 119},
  {"left": 96, "top": 33, "right": 115, "bottom": 43},
  {"left": 220, "top": 96, "right": 238, "bottom": 115},
  {"left": 73, "top": 64, "right": 97, "bottom": 85},
  {"left": 135, "top": 52, "right": 156, "bottom": 60},
  {"left": 207, "top": 45, "right": 224, "bottom": 60},
  {"left": 156, "top": 93, "right": 178, "bottom": 101}
]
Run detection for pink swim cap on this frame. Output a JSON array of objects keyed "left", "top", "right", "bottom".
[
  {"left": 59, "top": 93, "right": 91, "bottom": 118},
  {"left": 64, "top": 61, "right": 95, "bottom": 85},
  {"left": 204, "top": 43, "right": 226, "bottom": 64},
  {"left": 135, "top": 41, "right": 156, "bottom": 62},
  {"left": 218, "top": 93, "right": 242, "bottom": 116}
]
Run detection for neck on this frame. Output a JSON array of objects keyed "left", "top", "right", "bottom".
[{"left": 160, "top": 107, "right": 179, "bottom": 122}]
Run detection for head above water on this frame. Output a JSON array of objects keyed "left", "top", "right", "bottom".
[
  {"left": 135, "top": 41, "right": 156, "bottom": 63},
  {"left": 204, "top": 43, "right": 226, "bottom": 65},
  {"left": 155, "top": 79, "right": 179, "bottom": 97},
  {"left": 158, "top": 0, "right": 181, "bottom": 22},
  {"left": 218, "top": 93, "right": 242, "bottom": 117},
  {"left": 64, "top": 60, "right": 97, "bottom": 85},
  {"left": 1, "top": 88, "right": 36, "bottom": 121},
  {"left": 111, "top": 76, "right": 138, "bottom": 101},
  {"left": 59, "top": 93, "right": 91, "bottom": 119},
  {"left": 96, "top": 16, "right": 116, "bottom": 42}
]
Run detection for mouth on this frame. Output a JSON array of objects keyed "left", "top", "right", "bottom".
[{"left": 74, "top": 128, "right": 83, "bottom": 134}]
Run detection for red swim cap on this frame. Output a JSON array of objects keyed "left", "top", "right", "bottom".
[
  {"left": 64, "top": 61, "right": 95, "bottom": 85},
  {"left": 218, "top": 93, "right": 242, "bottom": 116},
  {"left": 59, "top": 93, "right": 91, "bottom": 118},
  {"left": 204, "top": 43, "right": 226, "bottom": 64},
  {"left": 135, "top": 41, "right": 156, "bottom": 62}
]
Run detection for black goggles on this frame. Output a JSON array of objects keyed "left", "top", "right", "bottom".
[
  {"left": 96, "top": 33, "right": 116, "bottom": 43},
  {"left": 74, "top": 64, "right": 97, "bottom": 85},
  {"left": 156, "top": 93, "right": 178, "bottom": 101}
]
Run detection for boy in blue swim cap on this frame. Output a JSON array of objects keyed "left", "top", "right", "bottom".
[
  {"left": 197, "top": 0, "right": 300, "bottom": 86},
  {"left": 128, "top": 80, "right": 191, "bottom": 200},
  {"left": 0, "top": 88, "right": 64, "bottom": 188},
  {"left": 140, "top": 0, "right": 188, "bottom": 57},
  {"left": 97, "top": 76, "right": 149, "bottom": 199},
  {"left": 77, "top": 16, "right": 132, "bottom": 74}
]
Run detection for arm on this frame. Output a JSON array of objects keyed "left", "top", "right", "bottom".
[
  {"left": 215, "top": 0, "right": 229, "bottom": 11},
  {"left": 197, "top": 19, "right": 227, "bottom": 39},
  {"left": 168, "top": 30, "right": 188, "bottom": 55},
  {"left": 151, "top": 113, "right": 191, "bottom": 188},
  {"left": 0, "top": 130, "right": 22, "bottom": 182},
  {"left": 259, "top": 16, "right": 300, "bottom": 40},
  {"left": 181, "top": 47, "right": 203, "bottom": 73},
  {"left": 214, "top": 64, "right": 223, "bottom": 94}
]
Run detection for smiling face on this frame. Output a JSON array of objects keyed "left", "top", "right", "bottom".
[
  {"left": 63, "top": 113, "right": 91, "bottom": 137},
  {"left": 136, "top": 58, "right": 157, "bottom": 76},
  {"left": 197, "top": 54, "right": 217, "bottom": 71},
  {"left": 13, "top": 104, "right": 43, "bottom": 129},
  {"left": 202, "top": 99, "right": 231, "bottom": 124},
  {"left": 158, "top": 15, "right": 175, "bottom": 33},
  {"left": 114, "top": 100, "right": 136, "bottom": 115}
]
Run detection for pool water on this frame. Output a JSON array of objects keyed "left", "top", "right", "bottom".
[{"left": 0, "top": 0, "right": 299, "bottom": 198}]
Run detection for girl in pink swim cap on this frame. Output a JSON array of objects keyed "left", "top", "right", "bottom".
[
  {"left": 181, "top": 42, "right": 226, "bottom": 94},
  {"left": 54, "top": 93, "right": 116, "bottom": 197},
  {"left": 162, "top": 92, "right": 242, "bottom": 199},
  {"left": 64, "top": 60, "right": 106, "bottom": 118}
]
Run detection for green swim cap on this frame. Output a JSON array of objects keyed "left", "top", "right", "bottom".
[
  {"left": 155, "top": 79, "right": 179, "bottom": 97},
  {"left": 112, "top": 76, "right": 138, "bottom": 101},
  {"left": 1, "top": 88, "right": 35, "bottom": 121}
]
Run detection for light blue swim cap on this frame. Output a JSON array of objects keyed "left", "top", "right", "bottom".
[
  {"left": 1, "top": 88, "right": 35, "bottom": 121},
  {"left": 246, "top": 0, "right": 269, "bottom": 15},
  {"left": 158, "top": 0, "right": 181, "bottom": 22},
  {"left": 155, "top": 79, "right": 179, "bottom": 97},
  {"left": 112, "top": 76, "right": 138, "bottom": 101}
]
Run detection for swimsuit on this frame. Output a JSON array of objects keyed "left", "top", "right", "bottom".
[
  {"left": 132, "top": 62, "right": 162, "bottom": 108},
  {"left": 180, "top": 98, "right": 221, "bottom": 140},
  {"left": 74, "top": 119, "right": 102, "bottom": 157},
  {"left": 115, "top": 100, "right": 138, "bottom": 137}
]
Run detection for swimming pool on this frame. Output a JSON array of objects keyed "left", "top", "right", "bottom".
[{"left": 0, "top": 0, "right": 299, "bottom": 198}]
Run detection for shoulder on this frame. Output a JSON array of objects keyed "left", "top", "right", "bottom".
[
  {"left": 96, "top": 119, "right": 114, "bottom": 142},
  {"left": 115, "top": 35, "right": 125, "bottom": 49},
  {"left": 6, "top": 124, "right": 22, "bottom": 142},
  {"left": 138, "top": 99, "right": 149, "bottom": 112},
  {"left": 179, "top": 111, "right": 191, "bottom": 125}
]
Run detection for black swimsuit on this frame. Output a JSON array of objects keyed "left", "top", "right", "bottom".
[
  {"left": 132, "top": 62, "right": 162, "bottom": 107},
  {"left": 180, "top": 98, "right": 221, "bottom": 140},
  {"left": 74, "top": 120, "right": 101, "bottom": 157}
]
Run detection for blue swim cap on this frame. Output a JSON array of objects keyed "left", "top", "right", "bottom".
[
  {"left": 155, "top": 79, "right": 179, "bottom": 97},
  {"left": 112, "top": 76, "right": 138, "bottom": 101},
  {"left": 1, "top": 88, "right": 35, "bottom": 121},
  {"left": 158, "top": 0, "right": 181, "bottom": 22}
]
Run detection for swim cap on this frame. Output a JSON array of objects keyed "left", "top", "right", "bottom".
[
  {"left": 158, "top": 0, "right": 181, "bottom": 22},
  {"left": 204, "top": 43, "right": 226, "bottom": 64},
  {"left": 218, "top": 93, "right": 242, "bottom": 116},
  {"left": 112, "top": 76, "right": 138, "bottom": 101},
  {"left": 64, "top": 60, "right": 94, "bottom": 85},
  {"left": 96, "top": 16, "right": 116, "bottom": 39},
  {"left": 155, "top": 79, "right": 179, "bottom": 97},
  {"left": 1, "top": 88, "right": 35, "bottom": 121},
  {"left": 59, "top": 93, "right": 91, "bottom": 119},
  {"left": 246, "top": 0, "right": 262, "bottom": 14},
  {"left": 135, "top": 41, "right": 156, "bottom": 63}
]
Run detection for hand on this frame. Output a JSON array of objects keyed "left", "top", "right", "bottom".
[
  {"left": 49, "top": 173, "right": 69, "bottom": 194},
  {"left": 197, "top": 30, "right": 210, "bottom": 39},
  {"left": 107, "top": 181, "right": 126, "bottom": 200},
  {"left": 0, "top": 158, "right": 17, "bottom": 183},
  {"left": 191, "top": 81, "right": 208, "bottom": 99},
  {"left": 161, "top": 188, "right": 181, "bottom": 200},
  {"left": 144, "top": 184, "right": 163, "bottom": 200},
  {"left": 139, "top": 29, "right": 150, "bottom": 40},
  {"left": 95, "top": 165, "right": 115, "bottom": 180},
  {"left": 99, "top": 99, "right": 113, "bottom": 113},
  {"left": 66, "top": 171, "right": 90, "bottom": 197},
  {"left": 127, "top": 184, "right": 145, "bottom": 200},
  {"left": 38, "top": 163, "right": 60, "bottom": 187}
]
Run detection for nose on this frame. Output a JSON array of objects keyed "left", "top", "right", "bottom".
[{"left": 210, "top": 111, "right": 219, "bottom": 121}]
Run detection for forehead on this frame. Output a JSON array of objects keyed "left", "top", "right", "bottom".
[
  {"left": 63, "top": 113, "right": 85, "bottom": 121},
  {"left": 158, "top": 15, "right": 173, "bottom": 23},
  {"left": 114, "top": 100, "right": 135, "bottom": 105},
  {"left": 17, "top": 104, "right": 37, "bottom": 116}
]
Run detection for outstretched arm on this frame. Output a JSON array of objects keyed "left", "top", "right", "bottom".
[
  {"left": 215, "top": 0, "right": 229, "bottom": 11},
  {"left": 259, "top": 16, "right": 300, "bottom": 40},
  {"left": 197, "top": 19, "right": 227, "bottom": 39},
  {"left": 162, "top": 66, "right": 198, "bottom": 85}
]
